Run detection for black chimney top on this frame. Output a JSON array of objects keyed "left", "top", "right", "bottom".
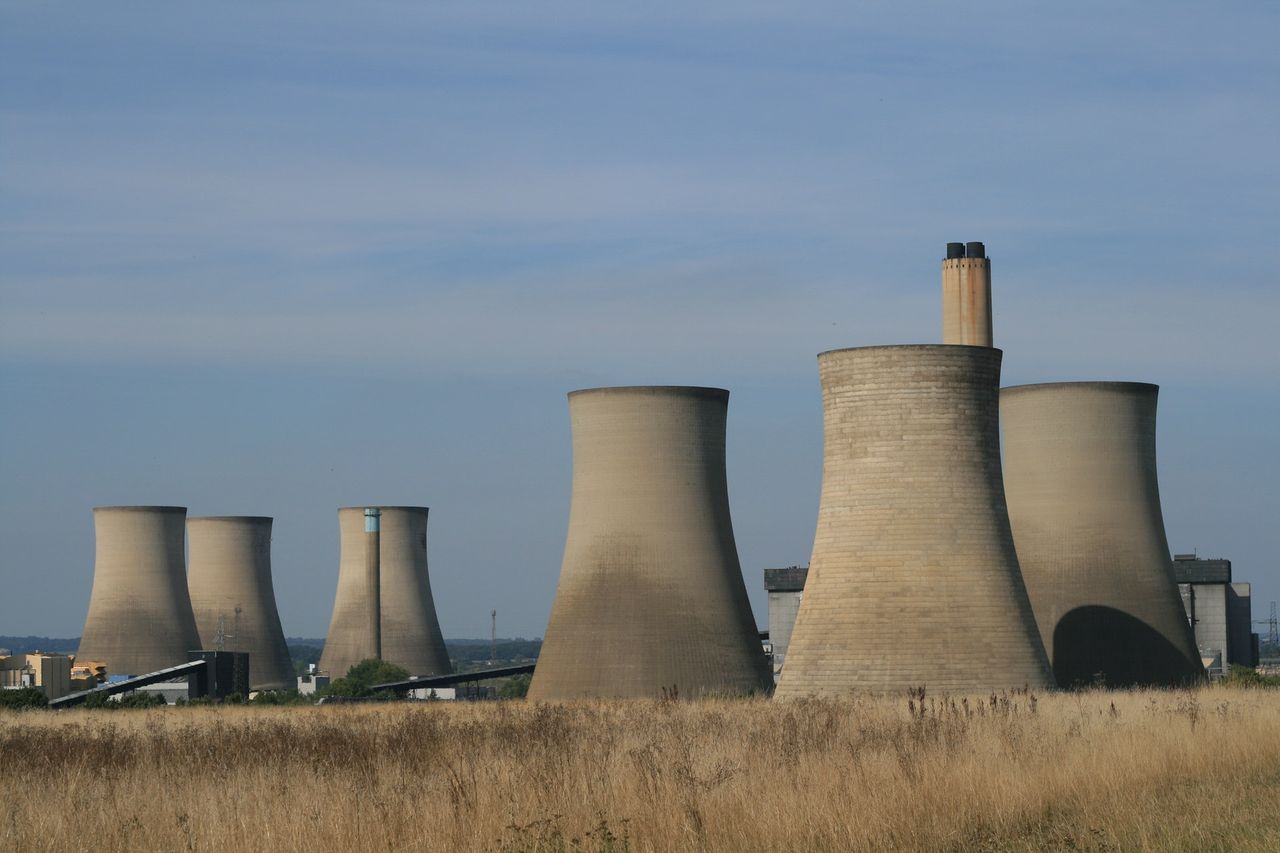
[
  {"left": 965, "top": 241, "right": 986, "bottom": 259},
  {"left": 946, "top": 242, "right": 965, "bottom": 259}
]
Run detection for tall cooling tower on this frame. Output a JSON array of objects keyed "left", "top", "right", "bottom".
[
  {"left": 775, "top": 347, "right": 1053, "bottom": 697},
  {"left": 187, "top": 516, "right": 294, "bottom": 690},
  {"left": 77, "top": 506, "right": 201, "bottom": 676},
  {"left": 528, "top": 386, "right": 773, "bottom": 700},
  {"left": 319, "top": 507, "right": 451, "bottom": 679},
  {"left": 1001, "top": 382, "right": 1204, "bottom": 686}
]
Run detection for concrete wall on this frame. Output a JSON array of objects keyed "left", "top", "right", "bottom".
[
  {"left": 767, "top": 590, "right": 802, "bottom": 677},
  {"left": 1228, "top": 583, "right": 1254, "bottom": 667},
  {"left": 77, "top": 506, "right": 201, "bottom": 677},
  {"left": 187, "top": 516, "right": 295, "bottom": 690},
  {"left": 320, "top": 507, "right": 451, "bottom": 679},
  {"left": 776, "top": 346, "right": 1052, "bottom": 697},
  {"left": 1001, "top": 382, "right": 1203, "bottom": 687},
  {"left": 1179, "top": 583, "right": 1228, "bottom": 677},
  {"left": 528, "top": 386, "right": 773, "bottom": 700}
]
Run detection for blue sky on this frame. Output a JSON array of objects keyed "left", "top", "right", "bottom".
[{"left": 2, "top": 2, "right": 1277, "bottom": 640}]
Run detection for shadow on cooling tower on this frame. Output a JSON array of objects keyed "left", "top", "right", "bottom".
[{"left": 1053, "top": 605, "right": 1202, "bottom": 688}]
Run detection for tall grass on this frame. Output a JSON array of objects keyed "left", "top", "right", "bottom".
[{"left": 2, "top": 687, "right": 1278, "bottom": 851}]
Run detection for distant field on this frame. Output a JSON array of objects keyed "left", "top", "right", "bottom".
[{"left": 3, "top": 688, "right": 1279, "bottom": 852}]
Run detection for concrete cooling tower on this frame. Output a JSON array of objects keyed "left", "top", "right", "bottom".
[
  {"left": 527, "top": 386, "right": 773, "bottom": 700},
  {"left": 187, "top": 516, "right": 294, "bottom": 690},
  {"left": 942, "top": 241, "right": 993, "bottom": 347},
  {"left": 77, "top": 506, "right": 201, "bottom": 677},
  {"left": 1001, "top": 382, "right": 1204, "bottom": 686},
  {"left": 319, "top": 507, "right": 451, "bottom": 679},
  {"left": 775, "top": 346, "right": 1053, "bottom": 697}
]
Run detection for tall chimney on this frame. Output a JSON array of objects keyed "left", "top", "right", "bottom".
[
  {"left": 941, "top": 240, "right": 993, "bottom": 347},
  {"left": 364, "top": 508, "right": 381, "bottom": 661}
]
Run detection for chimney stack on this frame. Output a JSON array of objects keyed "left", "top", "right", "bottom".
[{"left": 941, "top": 241, "right": 993, "bottom": 347}]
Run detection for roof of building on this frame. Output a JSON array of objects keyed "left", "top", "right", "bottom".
[
  {"left": 1171, "top": 557, "right": 1232, "bottom": 584},
  {"left": 764, "top": 566, "right": 809, "bottom": 592}
]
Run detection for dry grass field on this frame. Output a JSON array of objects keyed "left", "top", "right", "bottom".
[{"left": 3, "top": 687, "right": 1279, "bottom": 852}]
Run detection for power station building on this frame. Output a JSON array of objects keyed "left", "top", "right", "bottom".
[
  {"left": 1172, "top": 555, "right": 1258, "bottom": 678},
  {"left": 774, "top": 346, "right": 1053, "bottom": 696},
  {"left": 320, "top": 506, "right": 451, "bottom": 679},
  {"left": 77, "top": 506, "right": 201, "bottom": 677},
  {"left": 763, "top": 566, "right": 807, "bottom": 680},
  {"left": 1001, "top": 382, "right": 1204, "bottom": 687},
  {"left": 528, "top": 386, "right": 773, "bottom": 700},
  {"left": 187, "top": 516, "right": 294, "bottom": 690}
]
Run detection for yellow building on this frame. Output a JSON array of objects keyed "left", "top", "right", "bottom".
[{"left": 0, "top": 653, "right": 73, "bottom": 700}]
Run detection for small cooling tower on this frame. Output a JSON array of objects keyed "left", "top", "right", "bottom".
[
  {"left": 527, "top": 386, "right": 773, "bottom": 700},
  {"left": 775, "top": 347, "right": 1053, "bottom": 697},
  {"left": 319, "top": 507, "right": 451, "bottom": 679},
  {"left": 1001, "top": 382, "right": 1204, "bottom": 686},
  {"left": 77, "top": 506, "right": 201, "bottom": 676},
  {"left": 187, "top": 516, "right": 294, "bottom": 690}
]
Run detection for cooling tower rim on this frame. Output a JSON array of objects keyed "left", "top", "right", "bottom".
[
  {"left": 188, "top": 515, "right": 273, "bottom": 524},
  {"left": 818, "top": 343, "right": 1002, "bottom": 358},
  {"left": 338, "top": 505, "right": 429, "bottom": 513},
  {"left": 93, "top": 505, "right": 187, "bottom": 513},
  {"left": 1002, "top": 380, "right": 1158, "bottom": 396},
  {"left": 568, "top": 385, "right": 728, "bottom": 400}
]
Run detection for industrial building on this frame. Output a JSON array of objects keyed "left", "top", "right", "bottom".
[
  {"left": 1001, "top": 382, "right": 1204, "bottom": 687},
  {"left": 1173, "top": 555, "right": 1258, "bottom": 678},
  {"left": 187, "top": 516, "right": 295, "bottom": 690},
  {"left": 763, "top": 566, "right": 807, "bottom": 680},
  {"left": 1, "top": 652, "right": 72, "bottom": 700},
  {"left": 775, "top": 346, "right": 1053, "bottom": 697},
  {"left": 528, "top": 386, "right": 773, "bottom": 700},
  {"left": 76, "top": 506, "right": 202, "bottom": 677},
  {"left": 320, "top": 506, "right": 452, "bottom": 680}
]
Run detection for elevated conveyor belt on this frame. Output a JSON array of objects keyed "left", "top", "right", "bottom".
[
  {"left": 49, "top": 659, "right": 207, "bottom": 708},
  {"left": 370, "top": 663, "right": 536, "bottom": 693}
]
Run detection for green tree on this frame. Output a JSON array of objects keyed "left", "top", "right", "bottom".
[{"left": 323, "top": 659, "right": 410, "bottom": 699}]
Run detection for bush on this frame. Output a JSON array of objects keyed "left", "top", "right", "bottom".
[
  {"left": 322, "top": 659, "right": 410, "bottom": 699},
  {"left": 498, "top": 674, "right": 532, "bottom": 699},
  {"left": 117, "top": 692, "right": 167, "bottom": 709},
  {"left": 82, "top": 689, "right": 167, "bottom": 710},
  {"left": 0, "top": 688, "right": 48, "bottom": 710},
  {"left": 1221, "top": 666, "right": 1280, "bottom": 689},
  {"left": 247, "top": 690, "right": 310, "bottom": 706}
]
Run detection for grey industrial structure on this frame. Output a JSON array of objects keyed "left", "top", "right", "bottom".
[
  {"left": 528, "top": 386, "right": 773, "bottom": 700},
  {"left": 77, "top": 506, "right": 201, "bottom": 677},
  {"left": 1000, "top": 383, "right": 1204, "bottom": 687},
  {"left": 320, "top": 507, "right": 452, "bottom": 679},
  {"left": 1173, "top": 556, "right": 1258, "bottom": 678},
  {"left": 775, "top": 346, "right": 1054, "bottom": 696},
  {"left": 763, "top": 567, "right": 807, "bottom": 680},
  {"left": 187, "top": 516, "right": 295, "bottom": 690},
  {"left": 64, "top": 242, "right": 1261, "bottom": 700}
]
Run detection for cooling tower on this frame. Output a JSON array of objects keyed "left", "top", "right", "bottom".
[
  {"left": 942, "top": 241, "right": 993, "bottom": 347},
  {"left": 1001, "top": 382, "right": 1204, "bottom": 686},
  {"left": 77, "top": 506, "right": 201, "bottom": 677},
  {"left": 187, "top": 516, "right": 294, "bottom": 690},
  {"left": 319, "top": 507, "right": 451, "bottom": 679},
  {"left": 775, "top": 346, "right": 1053, "bottom": 697},
  {"left": 528, "top": 386, "right": 772, "bottom": 700}
]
